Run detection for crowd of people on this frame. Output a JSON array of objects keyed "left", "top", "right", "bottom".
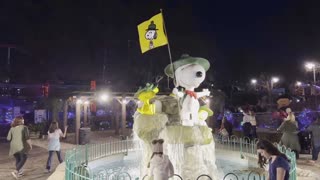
[
  {"left": 233, "top": 106, "right": 319, "bottom": 180},
  {"left": 5, "top": 111, "right": 320, "bottom": 180},
  {"left": 275, "top": 107, "right": 320, "bottom": 164},
  {"left": 217, "top": 106, "right": 319, "bottom": 172}
]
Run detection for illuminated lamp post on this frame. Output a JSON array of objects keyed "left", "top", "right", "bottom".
[
  {"left": 250, "top": 77, "right": 279, "bottom": 106},
  {"left": 305, "top": 62, "right": 319, "bottom": 107},
  {"left": 296, "top": 81, "right": 302, "bottom": 87},
  {"left": 305, "top": 62, "right": 316, "bottom": 84},
  {"left": 270, "top": 77, "right": 279, "bottom": 104},
  {"left": 271, "top": 77, "right": 279, "bottom": 90},
  {"left": 251, "top": 79, "right": 257, "bottom": 90}
]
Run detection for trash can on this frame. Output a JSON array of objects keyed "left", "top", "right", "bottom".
[{"left": 79, "top": 128, "right": 91, "bottom": 145}]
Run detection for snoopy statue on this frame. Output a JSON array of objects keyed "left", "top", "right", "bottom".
[
  {"left": 164, "top": 54, "right": 211, "bottom": 126},
  {"left": 133, "top": 54, "right": 218, "bottom": 180}
]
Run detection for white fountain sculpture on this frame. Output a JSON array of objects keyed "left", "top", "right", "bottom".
[{"left": 133, "top": 54, "right": 221, "bottom": 180}]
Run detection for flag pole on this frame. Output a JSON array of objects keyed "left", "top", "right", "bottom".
[
  {"left": 160, "top": 9, "right": 182, "bottom": 126},
  {"left": 160, "top": 9, "right": 176, "bottom": 88}
]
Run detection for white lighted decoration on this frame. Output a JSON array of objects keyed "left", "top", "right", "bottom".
[
  {"left": 272, "top": 77, "right": 279, "bottom": 83},
  {"left": 251, "top": 79, "right": 257, "bottom": 84},
  {"left": 100, "top": 94, "right": 109, "bottom": 101},
  {"left": 165, "top": 54, "right": 211, "bottom": 126},
  {"left": 133, "top": 54, "right": 219, "bottom": 180},
  {"left": 305, "top": 62, "right": 315, "bottom": 70}
]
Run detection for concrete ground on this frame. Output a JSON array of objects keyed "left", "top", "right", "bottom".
[
  {"left": 0, "top": 130, "right": 319, "bottom": 180},
  {"left": 295, "top": 154, "right": 320, "bottom": 180},
  {"left": 0, "top": 130, "right": 120, "bottom": 180},
  {"left": 0, "top": 142, "right": 59, "bottom": 180}
]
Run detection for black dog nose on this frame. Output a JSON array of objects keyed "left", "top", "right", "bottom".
[{"left": 196, "top": 71, "right": 203, "bottom": 77}]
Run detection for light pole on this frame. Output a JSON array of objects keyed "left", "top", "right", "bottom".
[
  {"left": 305, "top": 62, "right": 316, "bottom": 84},
  {"left": 296, "top": 81, "right": 302, "bottom": 87},
  {"left": 251, "top": 77, "right": 279, "bottom": 107},
  {"left": 270, "top": 77, "right": 279, "bottom": 105},
  {"left": 251, "top": 79, "right": 257, "bottom": 85},
  {"left": 305, "top": 62, "right": 318, "bottom": 107},
  {"left": 250, "top": 79, "right": 258, "bottom": 93},
  {"left": 271, "top": 77, "right": 279, "bottom": 90}
]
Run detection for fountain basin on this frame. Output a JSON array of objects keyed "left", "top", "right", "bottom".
[{"left": 87, "top": 148, "right": 257, "bottom": 179}]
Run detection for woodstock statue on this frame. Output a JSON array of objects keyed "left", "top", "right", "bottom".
[
  {"left": 136, "top": 83, "right": 159, "bottom": 115},
  {"left": 133, "top": 54, "right": 219, "bottom": 180}
]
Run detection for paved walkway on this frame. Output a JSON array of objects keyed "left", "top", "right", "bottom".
[
  {"left": 295, "top": 154, "right": 320, "bottom": 180},
  {"left": 0, "top": 131, "right": 121, "bottom": 180},
  {"left": 0, "top": 142, "right": 58, "bottom": 180}
]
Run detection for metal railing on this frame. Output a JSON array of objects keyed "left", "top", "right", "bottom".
[
  {"left": 65, "top": 138, "right": 141, "bottom": 180},
  {"left": 216, "top": 135, "right": 297, "bottom": 180},
  {"left": 65, "top": 135, "right": 297, "bottom": 180},
  {"left": 277, "top": 144, "right": 297, "bottom": 180}
]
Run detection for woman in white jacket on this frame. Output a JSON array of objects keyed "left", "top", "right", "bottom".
[
  {"left": 241, "top": 109, "right": 257, "bottom": 139},
  {"left": 148, "top": 139, "right": 174, "bottom": 180}
]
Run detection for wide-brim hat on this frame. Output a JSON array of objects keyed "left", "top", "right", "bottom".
[
  {"left": 146, "top": 21, "right": 158, "bottom": 31},
  {"left": 164, "top": 54, "right": 210, "bottom": 78}
]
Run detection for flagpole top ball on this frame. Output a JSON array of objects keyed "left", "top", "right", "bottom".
[
  {"left": 164, "top": 54, "right": 210, "bottom": 78},
  {"left": 146, "top": 21, "right": 158, "bottom": 31}
]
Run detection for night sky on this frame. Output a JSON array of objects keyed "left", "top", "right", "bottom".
[{"left": 1, "top": 0, "right": 320, "bottom": 90}]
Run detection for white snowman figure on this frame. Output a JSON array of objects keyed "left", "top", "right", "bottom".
[
  {"left": 148, "top": 139, "right": 174, "bottom": 180},
  {"left": 164, "top": 54, "right": 211, "bottom": 126},
  {"left": 145, "top": 21, "right": 158, "bottom": 50}
]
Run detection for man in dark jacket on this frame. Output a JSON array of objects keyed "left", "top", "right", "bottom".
[{"left": 307, "top": 117, "right": 320, "bottom": 164}]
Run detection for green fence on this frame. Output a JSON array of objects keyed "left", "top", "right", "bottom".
[
  {"left": 65, "top": 138, "right": 141, "bottom": 180},
  {"left": 217, "top": 135, "right": 297, "bottom": 180},
  {"left": 277, "top": 144, "right": 297, "bottom": 180},
  {"left": 65, "top": 135, "right": 297, "bottom": 180}
]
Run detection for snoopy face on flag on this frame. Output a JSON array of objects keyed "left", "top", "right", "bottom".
[
  {"left": 145, "top": 21, "right": 158, "bottom": 49},
  {"left": 145, "top": 30, "right": 157, "bottom": 40}
]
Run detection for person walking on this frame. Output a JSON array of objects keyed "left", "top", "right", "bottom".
[
  {"left": 277, "top": 108, "right": 301, "bottom": 159},
  {"left": 45, "top": 121, "right": 67, "bottom": 172},
  {"left": 257, "top": 139, "right": 291, "bottom": 180},
  {"left": 7, "top": 116, "right": 32, "bottom": 179},
  {"left": 306, "top": 116, "right": 320, "bottom": 165},
  {"left": 219, "top": 116, "right": 233, "bottom": 138},
  {"left": 241, "top": 109, "right": 257, "bottom": 139}
]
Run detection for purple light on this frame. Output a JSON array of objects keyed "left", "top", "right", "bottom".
[
  {"left": 223, "top": 110, "right": 234, "bottom": 122},
  {"left": 296, "top": 108, "right": 316, "bottom": 130}
]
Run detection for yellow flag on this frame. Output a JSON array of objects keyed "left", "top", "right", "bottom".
[{"left": 137, "top": 12, "right": 168, "bottom": 53}]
